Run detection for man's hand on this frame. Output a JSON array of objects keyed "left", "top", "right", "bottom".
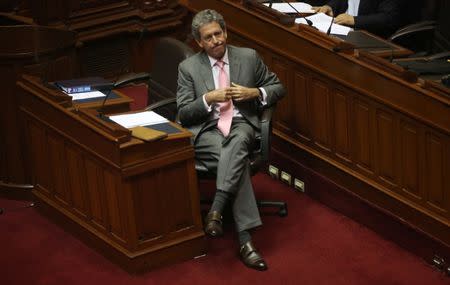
[
  {"left": 312, "top": 5, "right": 333, "bottom": 16},
  {"left": 205, "top": 83, "right": 259, "bottom": 104},
  {"left": 205, "top": 88, "right": 232, "bottom": 105},
  {"left": 229, "top": 82, "right": 259, "bottom": 102},
  {"left": 334, "top": 13, "right": 355, "bottom": 26}
]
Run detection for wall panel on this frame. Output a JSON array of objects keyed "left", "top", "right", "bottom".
[
  {"left": 333, "top": 90, "right": 351, "bottom": 162},
  {"left": 399, "top": 121, "right": 422, "bottom": 200}
]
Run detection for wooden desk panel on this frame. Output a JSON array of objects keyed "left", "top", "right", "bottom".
[
  {"left": 17, "top": 75, "right": 205, "bottom": 273},
  {"left": 181, "top": 0, "right": 450, "bottom": 258}
]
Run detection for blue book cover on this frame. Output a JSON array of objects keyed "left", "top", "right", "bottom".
[{"left": 55, "top": 77, "right": 113, "bottom": 94}]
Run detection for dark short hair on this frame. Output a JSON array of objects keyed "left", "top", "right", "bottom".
[{"left": 191, "top": 9, "right": 226, "bottom": 41}]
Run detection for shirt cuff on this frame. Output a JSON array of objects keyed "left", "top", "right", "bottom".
[
  {"left": 259, "top": 87, "right": 268, "bottom": 106},
  {"left": 202, "top": 94, "right": 213, "bottom": 112}
]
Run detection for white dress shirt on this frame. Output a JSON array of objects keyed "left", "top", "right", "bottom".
[{"left": 346, "top": 0, "right": 360, "bottom": 16}]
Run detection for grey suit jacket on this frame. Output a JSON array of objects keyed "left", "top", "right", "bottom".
[{"left": 176, "top": 45, "right": 285, "bottom": 142}]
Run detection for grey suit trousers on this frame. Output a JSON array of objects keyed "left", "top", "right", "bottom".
[{"left": 194, "top": 118, "right": 262, "bottom": 232}]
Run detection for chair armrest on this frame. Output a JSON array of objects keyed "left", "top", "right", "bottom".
[
  {"left": 114, "top": 72, "right": 150, "bottom": 88},
  {"left": 144, "top": 97, "right": 176, "bottom": 111},
  {"left": 389, "top": 25, "right": 435, "bottom": 41},
  {"left": 392, "top": 21, "right": 436, "bottom": 36}
]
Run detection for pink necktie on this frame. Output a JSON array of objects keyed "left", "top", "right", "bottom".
[{"left": 216, "top": 60, "right": 233, "bottom": 137}]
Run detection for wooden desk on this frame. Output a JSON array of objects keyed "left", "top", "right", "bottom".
[
  {"left": 17, "top": 75, "right": 205, "bottom": 273},
  {"left": 181, "top": 0, "right": 450, "bottom": 261}
]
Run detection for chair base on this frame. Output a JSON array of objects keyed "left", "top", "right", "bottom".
[{"left": 257, "top": 200, "right": 288, "bottom": 217}]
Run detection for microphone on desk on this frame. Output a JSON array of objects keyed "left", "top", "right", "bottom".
[
  {"left": 326, "top": 15, "right": 335, "bottom": 36},
  {"left": 277, "top": 0, "right": 313, "bottom": 27},
  {"left": 98, "top": 81, "right": 118, "bottom": 118},
  {"left": 98, "top": 28, "right": 150, "bottom": 117},
  {"left": 98, "top": 72, "right": 150, "bottom": 117}
]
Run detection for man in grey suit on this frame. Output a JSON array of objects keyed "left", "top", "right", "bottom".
[{"left": 177, "top": 9, "right": 285, "bottom": 271}]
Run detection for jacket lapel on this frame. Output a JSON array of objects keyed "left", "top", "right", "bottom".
[
  {"left": 228, "top": 46, "right": 241, "bottom": 85},
  {"left": 199, "top": 52, "right": 215, "bottom": 92}
]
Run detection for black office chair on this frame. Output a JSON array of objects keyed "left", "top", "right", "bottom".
[
  {"left": 389, "top": 22, "right": 436, "bottom": 56},
  {"left": 112, "top": 37, "right": 195, "bottom": 117},
  {"left": 144, "top": 37, "right": 288, "bottom": 217},
  {"left": 146, "top": 37, "right": 196, "bottom": 121},
  {"left": 389, "top": 0, "right": 439, "bottom": 56}
]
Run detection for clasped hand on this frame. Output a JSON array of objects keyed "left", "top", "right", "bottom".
[
  {"left": 312, "top": 5, "right": 354, "bottom": 26},
  {"left": 206, "top": 82, "right": 259, "bottom": 105},
  {"left": 334, "top": 13, "right": 354, "bottom": 26}
]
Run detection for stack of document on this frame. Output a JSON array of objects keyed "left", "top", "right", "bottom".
[
  {"left": 65, "top": 90, "right": 106, "bottom": 101},
  {"left": 109, "top": 111, "right": 169, "bottom": 129},
  {"left": 264, "top": 2, "right": 352, "bottom": 36},
  {"left": 296, "top": 13, "right": 352, "bottom": 36}
]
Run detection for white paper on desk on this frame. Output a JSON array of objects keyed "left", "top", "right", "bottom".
[
  {"left": 296, "top": 13, "right": 352, "bottom": 36},
  {"left": 264, "top": 2, "right": 315, "bottom": 13},
  {"left": 65, "top": 90, "right": 106, "bottom": 101},
  {"left": 109, "top": 111, "right": 169, "bottom": 128}
]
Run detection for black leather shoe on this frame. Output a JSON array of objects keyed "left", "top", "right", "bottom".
[
  {"left": 239, "top": 241, "right": 268, "bottom": 271},
  {"left": 204, "top": 211, "right": 223, "bottom": 237}
]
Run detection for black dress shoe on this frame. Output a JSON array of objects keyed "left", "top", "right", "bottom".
[
  {"left": 204, "top": 211, "right": 223, "bottom": 237},
  {"left": 239, "top": 241, "right": 268, "bottom": 271}
]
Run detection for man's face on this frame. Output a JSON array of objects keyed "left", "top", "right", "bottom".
[{"left": 196, "top": 21, "right": 227, "bottom": 60}]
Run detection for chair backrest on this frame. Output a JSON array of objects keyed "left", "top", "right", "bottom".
[
  {"left": 148, "top": 37, "right": 195, "bottom": 102},
  {"left": 389, "top": 25, "right": 436, "bottom": 54},
  {"left": 147, "top": 37, "right": 195, "bottom": 120},
  {"left": 388, "top": 0, "right": 441, "bottom": 55}
]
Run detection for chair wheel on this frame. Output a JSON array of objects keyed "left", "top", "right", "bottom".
[{"left": 0, "top": 208, "right": 4, "bottom": 215}]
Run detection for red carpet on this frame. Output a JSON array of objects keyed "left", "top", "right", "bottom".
[{"left": 1, "top": 173, "right": 449, "bottom": 285}]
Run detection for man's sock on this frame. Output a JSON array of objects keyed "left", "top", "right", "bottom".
[
  {"left": 238, "top": 229, "right": 252, "bottom": 246},
  {"left": 210, "top": 190, "right": 230, "bottom": 214}
]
